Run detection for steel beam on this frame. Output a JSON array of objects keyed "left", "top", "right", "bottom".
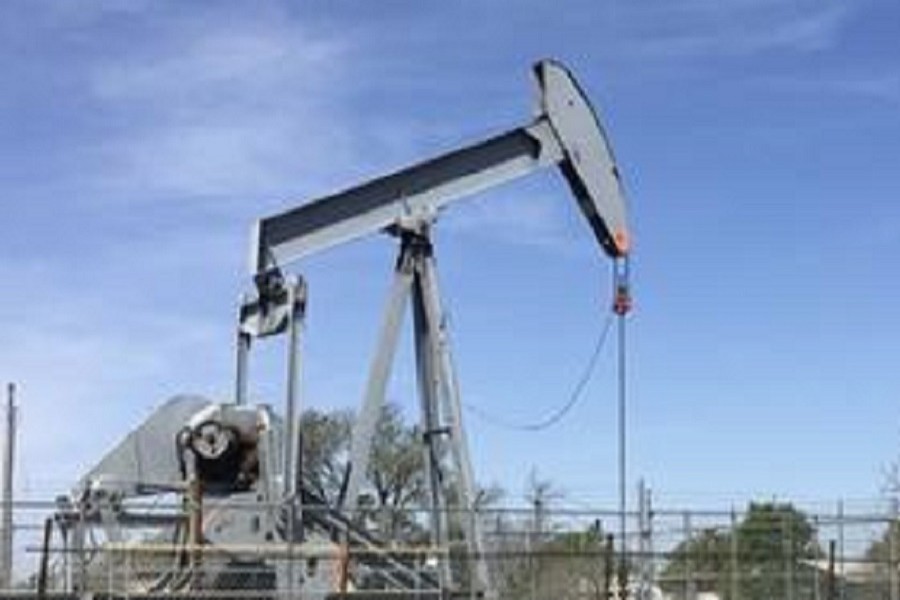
[
  {"left": 417, "top": 255, "right": 493, "bottom": 596},
  {"left": 251, "top": 60, "right": 629, "bottom": 279},
  {"left": 344, "top": 249, "right": 416, "bottom": 511},
  {"left": 411, "top": 258, "right": 452, "bottom": 591},
  {"left": 253, "top": 122, "right": 557, "bottom": 273}
]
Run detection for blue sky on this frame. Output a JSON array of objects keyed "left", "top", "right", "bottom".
[{"left": 1, "top": 0, "right": 899, "bottom": 511}]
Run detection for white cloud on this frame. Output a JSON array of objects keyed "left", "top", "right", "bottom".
[
  {"left": 92, "top": 25, "right": 345, "bottom": 101},
  {"left": 90, "top": 120, "right": 299, "bottom": 198},
  {"left": 766, "top": 72, "right": 900, "bottom": 104},
  {"left": 0, "top": 243, "right": 232, "bottom": 499},
  {"left": 615, "top": 2, "right": 852, "bottom": 59},
  {"left": 83, "top": 19, "right": 359, "bottom": 201}
]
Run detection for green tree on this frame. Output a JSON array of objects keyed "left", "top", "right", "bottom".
[
  {"left": 734, "top": 503, "right": 821, "bottom": 600},
  {"left": 863, "top": 520, "right": 900, "bottom": 563},
  {"left": 662, "top": 527, "right": 731, "bottom": 595},
  {"left": 534, "top": 527, "right": 614, "bottom": 600},
  {"left": 299, "top": 403, "right": 430, "bottom": 540},
  {"left": 363, "top": 403, "right": 428, "bottom": 539},
  {"left": 299, "top": 407, "right": 353, "bottom": 501},
  {"left": 496, "top": 520, "right": 613, "bottom": 599},
  {"left": 853, "top": 520, "right": 900, "bottom": 600},
  {"left": 661, "top": 502, "right": 822, "bottom": 600},
  {"left": 494, "top": 472, "right": 618, "bottom": 600},
  {"left": 300, "top": 404, "right": 502, "bottom": 594}
]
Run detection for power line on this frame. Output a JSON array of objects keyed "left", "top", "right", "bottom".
[{"left": 462, "top": 311, "right": 615, "bottom": 432}]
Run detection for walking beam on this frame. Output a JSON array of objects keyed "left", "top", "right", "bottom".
[{"left": 250, "top": 60, "right": 629, "bottom": 280}]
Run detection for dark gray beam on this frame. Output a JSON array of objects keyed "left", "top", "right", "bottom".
[{"left": 251, "top": 60, "right": 630, "bottom": 275}]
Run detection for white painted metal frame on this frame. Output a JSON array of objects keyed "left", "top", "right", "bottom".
[
  {"left": 239, "top": 59, "right": 631, "bottom": 599},
  {"left": 341, "top": 225, "right": 491, "bottom": 594}
]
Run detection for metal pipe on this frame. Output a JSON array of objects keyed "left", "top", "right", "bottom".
[
  {"left": 187, "top": 478, "right": 203, "bottom": 570},
  {"left": 617, "top": 306, "right": 627, "bottom": 580},
  {"left": 344, "top": 250, "right": 414, "bottom": 511},
  {"left": 420, "top": 252, "right": 492, "bottom": 596},
  {"left": 614, "top": 258, "right": 631, "bottom": 600},
  {"left": 283, "top": 279, "right": 304, "bottom": 504},
  {"left": 412, "top": 260, "right": 451, "bottom": 590},
  {"left": 234, "top": 330, "right": 250, "bottom": 405}
]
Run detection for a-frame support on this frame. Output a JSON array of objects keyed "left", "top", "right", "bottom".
[{"left": 343, "top": 223, "right": 492, "bottom": 597}]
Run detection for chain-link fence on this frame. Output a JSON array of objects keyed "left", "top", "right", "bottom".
[{"left": 2, "top": 498, "right": 900, "bottom": 599}]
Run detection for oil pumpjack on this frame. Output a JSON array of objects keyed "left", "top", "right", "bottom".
[{"left": 51, "top": 60, "right": 630, "bottom": 599}]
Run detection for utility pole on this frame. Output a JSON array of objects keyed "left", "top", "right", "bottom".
[{"left": 0, "top": 383, "right": 16, "bottom": 589}]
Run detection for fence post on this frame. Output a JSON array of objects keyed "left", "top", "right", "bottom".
[
  {"left": 827, "top": 540, "right": 836, "bottom": 600},
  {"left": 289, "top": 498, "right": 296, "bottom": 600},
  {"left": 187, "top": 478, "right": 203, "bottom": 571},
  {"left": 36, "top": 517, "right": 52, "bottom": 600},
  {"left": 605, "top": 533, "right": 615, "bottom": 600},
  {"left": 730, "top": 507, "right": 740, "bottom": 600},
  {"left": 529, "top": 499, "right": 538, "bottom": 600},
  {"left": 813, "top": 516, "right": 821, "bottom": 600},
  {"left": 837, "top": 500, "right": 845, "bottom": 600},
  {"left": 637, "top": 485, "right": 654, "bottom": 600},
  {"left": 637, "top": 483, "right": 645, "bottom": 600},
  {"left": 470, "top": 505, "right": 477, "bottom": 600},
  {"left": 338, "top": 535, "right": 350, "bottom": 598},
  {"left": 107, "top": 539, "right": 113, "bottom": 595},
  {"left": 890, "top": 498, "right": 898, "bottom": 600},
  {"left": 783, "top": 511, "right": 794, "bottom": 600},
  {"left": 125, "top": 537, "right": 132, "bottom": 598},
  {"left": 619, "top": 552, "right": 629, "bottom": 600},
  {"left": 684, "top": 511, "right": 694, "bottom": 600}
]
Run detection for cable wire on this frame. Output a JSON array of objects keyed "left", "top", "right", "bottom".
[{"left": 463, "top": 310, "right": 616, "bottom": 431}]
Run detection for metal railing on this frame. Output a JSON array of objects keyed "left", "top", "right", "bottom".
[{"left": 2, "top": 498, "right": 900, "bottom": 599}]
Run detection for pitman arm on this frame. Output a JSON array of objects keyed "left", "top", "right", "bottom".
[{"left": 250, "top": 60, "right": 629, "bottom": 277}]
